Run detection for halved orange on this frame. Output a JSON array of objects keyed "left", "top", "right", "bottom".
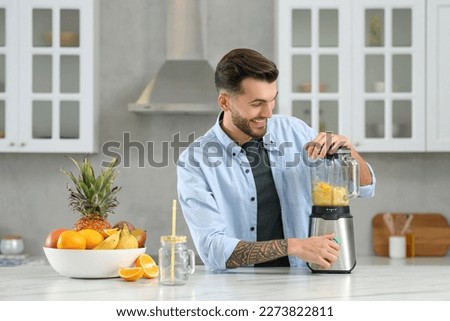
[
  {"left": 118, "top": 267, "right": 144, "bottom": 281},
  {"left": 135, "top": 254, "right": 159, "bottom": 279},
  {"left": 142, "top": 265, "right": 159, "bottom": 279},
  {"left": 135, "top": 253, "right": 156, "bottom": 267}
]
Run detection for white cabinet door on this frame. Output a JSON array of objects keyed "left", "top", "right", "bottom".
[
  {"left": 277, "top": 0, "right": 352, "bottom": 137},
  {"left": 352, "top": 0, "right": 426, "bottom": 152},
  {"left": 0, "top": 0, "right": 98, "bottom": 153},
  {"left": 0, "top": 0, "right": 19, "bottom": 150},
  {"left": 277, "top": 0, "right": 432, "bottom": 152},
  {"left": 427, "top": 0, "right": 450, "bottom": 151}
]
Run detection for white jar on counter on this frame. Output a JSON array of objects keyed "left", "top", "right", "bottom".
[
  {"left": 389, "top": 235, "right": 406, "bottom": 259},
  {"left": 1, "top": 235, "right": 25, "bottom": 255}
]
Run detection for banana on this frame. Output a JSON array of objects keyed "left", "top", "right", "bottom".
[
  {"left": 116, "top": 223, "right": 138, "bottom": 249},
  {"left": 93, "top": 230, "right": 121, "bottom": 250}
]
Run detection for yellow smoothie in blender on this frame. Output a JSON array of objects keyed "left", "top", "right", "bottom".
[{"left": 312, "top": 181, "right": 349, "bottom": 206}]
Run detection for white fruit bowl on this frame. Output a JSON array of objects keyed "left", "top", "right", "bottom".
[{"left": 43, "top": 247, "right": 146, "bottom": 278}]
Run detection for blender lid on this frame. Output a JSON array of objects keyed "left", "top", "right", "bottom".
[{"left": 326, "top": 147, "right": 351, "bottom": 159}]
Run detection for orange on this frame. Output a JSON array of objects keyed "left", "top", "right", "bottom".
[
  {"left": 135, "top": 253, "right": 156, "bottom": 267},
  {"left": 136, "top": 254, "right": 159, "bottom": 279},
  {"left": 118, "top": 267, "right": 144, "bottom": 281},
  {"left": 141, "top": 265, "right": 159, "bottom": 279},
  {"left": 57, "top": 230, "right": 87, "bottom": 250},
  {"left": 44, "top": 228, "right": 68, "bottom": 248},
  {"left": 77, "top": 229, "right": 104, "bottom": 249}
]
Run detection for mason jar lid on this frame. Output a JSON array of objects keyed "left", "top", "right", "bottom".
[
  {"left": 160, "top": 235, "right": 187, "bottom": 244},
  {"left": 2, "top": 234, "right": 23, "bottom": 240}
]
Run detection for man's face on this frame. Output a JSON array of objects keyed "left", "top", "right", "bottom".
[{"left": 224, "top": 78, "right": 278, "bottom": 140}]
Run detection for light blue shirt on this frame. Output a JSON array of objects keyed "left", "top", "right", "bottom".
[{"left": 177, "top": 113, "right": 376, "bottom": 271}]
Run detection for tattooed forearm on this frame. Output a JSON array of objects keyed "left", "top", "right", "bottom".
[{"left": 226, "top": 239, "right": 288, "bottom": 268}]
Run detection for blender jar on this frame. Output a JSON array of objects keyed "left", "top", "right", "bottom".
[{"left": 310, "top": 148, "right": 360, "bottom": 207}]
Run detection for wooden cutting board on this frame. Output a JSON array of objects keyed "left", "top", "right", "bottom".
[{"left": 372, "top": 213, "right": 450, "bottom": 256}]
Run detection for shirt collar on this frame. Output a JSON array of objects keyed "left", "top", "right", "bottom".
[{"left": 212, "top": 111, "right": 279, "bottom": 152}]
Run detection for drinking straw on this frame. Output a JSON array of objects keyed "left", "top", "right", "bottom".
[
  {"left": 172, "top": 199, "right": 177, "bottom": 236},
  {"left": 171, "top": 199, "right": 176, "bottom": 282}
]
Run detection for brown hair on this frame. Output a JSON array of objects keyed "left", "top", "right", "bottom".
[{"left": 214, "top": 48, "right": 279, "bottom": 94}]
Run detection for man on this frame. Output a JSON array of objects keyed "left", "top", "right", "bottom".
[{"left": 177, "top": 48, "right": 375, "bottom": 271}]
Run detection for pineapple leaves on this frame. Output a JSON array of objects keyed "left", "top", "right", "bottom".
[
  {"left": 81, "top": 157, "right": 96, "bottom": 186},
  {"left": 67, "top": 155, "right": 83, "bottom": 174},
  {"left": 61, "top": 155, "right": 121, "bottom": 217},
  {"left": 62, "top": 169, "right": 79, "bottom": 187}
]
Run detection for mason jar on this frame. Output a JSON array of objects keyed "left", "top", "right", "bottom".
[{"left": 158, "top": 235, "right": 195, "bottom": 286}]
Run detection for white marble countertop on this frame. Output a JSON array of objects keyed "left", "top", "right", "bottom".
[{"left": 1, "top": 256, "right": 449, "bottom": 301}]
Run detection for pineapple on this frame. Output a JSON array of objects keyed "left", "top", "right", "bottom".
[{"left": 62, "top": 156, "right": 121, "bottom": 232}]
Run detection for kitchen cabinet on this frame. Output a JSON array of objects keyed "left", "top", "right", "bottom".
[
  {"left": 426, "top": 0, "right": 450, "bottom": 151},
  {"left": 0, "top": 0, "right": 98, "bottom": 153},
  {"left": 276, "top": 0, "right": 353, "bottom": 139},
  {"left": 352, "top": 0, "right": 425, "bottom": 152},
  {"left": 277, "top": 0, "right": 450, "bottom": 152}
]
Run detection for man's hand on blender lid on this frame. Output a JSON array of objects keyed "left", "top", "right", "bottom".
[{"left": 305, "top": 132, "right": 353, "bottom": 159}]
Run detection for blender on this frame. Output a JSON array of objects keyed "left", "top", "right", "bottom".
[{"left": 307, "top": 147, "right": 360, "bottom": 273}]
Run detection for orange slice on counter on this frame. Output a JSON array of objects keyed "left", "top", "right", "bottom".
[
  {"left": 135, "top": 254, "right": 159, "bottom": 279},
  {"left": 118, "top": 267, "right": 144, "bottom": 281},
  {"left": 135, "top": 253, "right": 156, "bottom": 267},
  {"left": 142, "top": 265, "right": 159, "bottom": 279}
]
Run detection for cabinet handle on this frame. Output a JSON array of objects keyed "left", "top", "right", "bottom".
[
  {"left": 20, "top": 142, "right": 26, "bottom": 147},
  {"left": 9, "top": 142, "right": 15, "bottom": 147}
]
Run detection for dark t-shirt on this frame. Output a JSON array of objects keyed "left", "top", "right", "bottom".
[{"left": 241, "top": 139, "right": 290, "bottom": 267}]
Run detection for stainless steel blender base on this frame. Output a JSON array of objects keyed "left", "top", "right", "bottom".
[
  {"left": 307, "top": 260, "right": 356, "bottom": 274},
  {"left": 307, "top": 210, "right": 357, "bottom": 273}
]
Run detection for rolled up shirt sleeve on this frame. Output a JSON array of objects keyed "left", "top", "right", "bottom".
[
  {"left": 177, "top": 144, "right": 241, "bottom": 272},
  {"left": 358, "top": 162, "right": 376, "bottom": 199}
]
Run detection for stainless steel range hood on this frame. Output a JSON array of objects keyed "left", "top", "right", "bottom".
[{"left": 128, "top": 0, "right": 218, "bottom": 114}]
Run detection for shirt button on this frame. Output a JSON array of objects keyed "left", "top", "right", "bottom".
[
  {"left": 250, "top": 227, "right": 255, "bottom": 231},
  {"left": 245, "top": 169, "right": 250, "bottom": 174},
  {"left": 232, "top": 152, "right": 236, "bottom": 156},
  {"left": 250, "top": 197, "right": 255, "bottom": 201}
]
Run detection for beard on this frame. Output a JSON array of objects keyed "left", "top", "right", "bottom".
[{"left": 230, "top": 108, "right": 267, "bottom": 140}]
